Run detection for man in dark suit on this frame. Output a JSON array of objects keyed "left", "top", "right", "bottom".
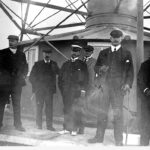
[
  {"left": 29, "top": 48, "right": 59, "bottom": 131},
  {"left": 88, "top": 30, "right": 134, "bottom": 146},
  {"left": 0, "top": 48, "right": 12, "bottom": 131},
  {"left": 0, "top": 35, "right": 28, "bottom": 132},
  {"left": 58, "top": 40, "right": 89, "bottom": 136},
  {"left": 137, "top": 58, "right": 150, "bottom": 146}
]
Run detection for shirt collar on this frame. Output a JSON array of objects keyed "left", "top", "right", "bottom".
[
  {"left": 71, "top": 57, "right": 79, "bottom": 62},
  {"left": 84, "top": 55, "right": 93, "bottom": 62},
  {"left": 10, "top": 48, "right": 17, "bottom": 54},
  {"left": 111, "top": 45, "right": 121, "bottom": 52},
  {"left": 44, "top": 59, "right": 51, "bottom": 63}
]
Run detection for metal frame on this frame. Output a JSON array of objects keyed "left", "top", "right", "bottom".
[
  {"left": 0, "top": 0, "right": 89, "bottom": 60},
  {"left": 0, "top": 0, "right": 88, "bottom": 39},
  {"left": 0, "top": 0, "right": 149, "bottom": 60},
  {"left": 1, "top": 0, "right": 149, "bottom": 40}
]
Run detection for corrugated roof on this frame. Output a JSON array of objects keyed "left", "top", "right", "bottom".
[{"left": 20, "top": 26, "right": 150, "bottom": 45}]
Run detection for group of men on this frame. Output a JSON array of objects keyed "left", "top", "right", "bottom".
[{"left": 0, "top": 29, "right": 150, "bottom": 146}]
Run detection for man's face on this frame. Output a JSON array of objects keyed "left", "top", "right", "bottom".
[
  {"left": 71, "top": 47, "right": 81, "bottom": 58},
  {"left": 85, "top": 51, "right": 93, "bottom": 57},
  {"left": 43, "top": 52, "right": 51, "bottom": 61},
  {"left": 9, "top": 39, "right": 18, "bottom": 48},
  {"left": 110, "top": 36, "right": 122, "bottom": 46}
]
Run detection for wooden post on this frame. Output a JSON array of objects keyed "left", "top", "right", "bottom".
[
  {"left": 136, "top": 0, "right": 144, "bottom": 131},
  {"left": 137, "top": 0, "right": 144, "bottom": 66}
]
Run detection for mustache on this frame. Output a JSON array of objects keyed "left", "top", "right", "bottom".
[
  {"left": 45, "top": 56, "right": 50, "bottom": 58},
  {"left": 72, "top": 54, "right": 79, "bottom": 57}
]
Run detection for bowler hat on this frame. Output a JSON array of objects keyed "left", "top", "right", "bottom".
[
  {"left": 7, "top": 35, "right": 19, "bottom": 41},
  {"left": 84, "top": 45, "right": 94, "bottom": 52},
  {"left": 110, "top": 30, "right": 123, "bottom": 38}
]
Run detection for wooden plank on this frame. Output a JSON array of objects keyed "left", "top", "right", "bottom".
[
  {"left": 136, "top": 0, "right": 144, "bottom": 129},
  {"left": 20, "top": 0, "right": 30, "bottom": 41}
]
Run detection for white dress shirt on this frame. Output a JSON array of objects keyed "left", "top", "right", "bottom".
[
  {"left": 10, "top": 48, "right": 17, "bottom": 54},
  {"left": 44, "top": 59, "right": 50, "bottom": 63},
  {"left": 111, "top": 45, "right": 121, "bottom": 52}
]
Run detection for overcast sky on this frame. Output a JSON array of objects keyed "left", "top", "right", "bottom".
[{"left": 0, "top": 0, "right": 149, "bottom": 49}]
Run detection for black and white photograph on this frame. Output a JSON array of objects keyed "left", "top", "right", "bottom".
[{"left": 0, "top": 0, "right": 150, "bottom": 149}]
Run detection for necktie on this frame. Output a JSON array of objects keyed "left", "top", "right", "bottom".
[
  {"left": 112, "top": 48, "right": 117, "bottom": 58},
  {"left": 84, "top": 57, "right": 87, "bottom": 62}
]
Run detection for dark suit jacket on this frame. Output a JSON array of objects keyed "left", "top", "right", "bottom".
[
  {"left": 94, "top": 46, "right": 134, "bottom": 88},
  {"left": 137, "top": 59, "right": 150, "bottom": 97},
  {"left": 58, "top": 59, "right": 89, "bottom": 94},
  {"left": 0, "top": 48, "right": 28, "bottom": 89},
  {"left": 29, "top": 60, "right": 59, "bottom": 93},
  {"left": 0, "top": 50, "right": 12, "bottom": 91},
  {"left": 137, "top": 58, "right": 150, "bottom": 118},
  {"left": 4, "top": 48, "right": 28, "bottom": 87}
]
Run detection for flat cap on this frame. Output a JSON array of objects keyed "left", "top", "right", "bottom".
[
  {"left": 84, "top": 45, "right": 94, "bottom": 52},
  {"left": 7, "top": 35, "right": 19, "bottom": 40},
  {"left": 110, "top": 30, "right": 123, "bottom": 38},
  {"left": 42, "top": 49, "right": 52, "bottom": 53}
]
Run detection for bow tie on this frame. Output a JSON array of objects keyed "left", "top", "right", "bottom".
[{"left": 111, "top": 48, "right": 117, "bottom": 53}]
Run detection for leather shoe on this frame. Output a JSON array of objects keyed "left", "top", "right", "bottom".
[
  {"left": 115, "top": 141, "right": 123, "bottom": 146},
  {"left": 78, "top": 128, "right": 84, "bottom": 134},
  {"left": 88, "top": 137, "right": 103, "bottom": 144},
  {"left": 47, "top": 127, "right": 56, "bottom": 131},
  {"left": 37, "top": 126, "right": 42, "bottom": 129},
  {"left": 15, "top": 126, "right": 26, "bottom": 132}
]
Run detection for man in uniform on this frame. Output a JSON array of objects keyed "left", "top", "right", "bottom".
[
  {"left": 82, "top": 45, "right": 97, "bottom": 133},
  {"left": 83, "top": 45, "right": 96, "bottom": 95},
  {"left": 137, "top": 58, "right": 150, "bottom": 146},
  {"left": 0, "top": 35, "right": 28, "bottom": 131},
  {"left": 58, "top": 39, "right": 89, "bottom": 136},
  {"left": 88, "top": 30, "right": 134, "bottom": 146},
  {"left": 29, "top": 48, "right": 59, "bottom": 131}
]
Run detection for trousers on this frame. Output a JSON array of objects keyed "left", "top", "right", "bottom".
[{"left": 35, "top": 88, "right": 53, "bottom": 128}]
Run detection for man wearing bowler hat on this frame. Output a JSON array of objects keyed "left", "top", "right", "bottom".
[
  {"left": 0, "top": 35, "right": 28, "bottom": 132},
  {"left": 29, "top": 48, "right": 59, "bottom": 131},
  {"left": 58, "top": 38, "right": 89, "bottom": 136},
  {"left": 88, "top": 30, "right": 134, "bottom": 146}
]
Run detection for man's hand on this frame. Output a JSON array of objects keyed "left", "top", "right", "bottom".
[
  {"left": 81, "top": 90, "right": 86, "bottom": 97},
  {"left": 144, "top": 88, "right": 150, "bottom": 96},
  {"left": 99, "top": 65, "right": 109, "bottom": 74},
  {"left": 121, "top": 84, "right": 130, "bottom": 95}
]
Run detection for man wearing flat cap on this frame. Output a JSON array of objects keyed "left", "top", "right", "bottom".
[
  {"left": 58, "top": 38, "right": 89, "bottom": 136},
  {"left": 29, "top": 48, "right": 59, "bottom": 131},
  {"left": 0, "top": 35, "right": 28, "bottom": 132},
  {"left": 88, "top": 30, "right": 134, "bottom": 146}
]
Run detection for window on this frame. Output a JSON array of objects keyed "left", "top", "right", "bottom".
[{"left": 24, "top": 46, "right": 39, "bottom": 76}]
